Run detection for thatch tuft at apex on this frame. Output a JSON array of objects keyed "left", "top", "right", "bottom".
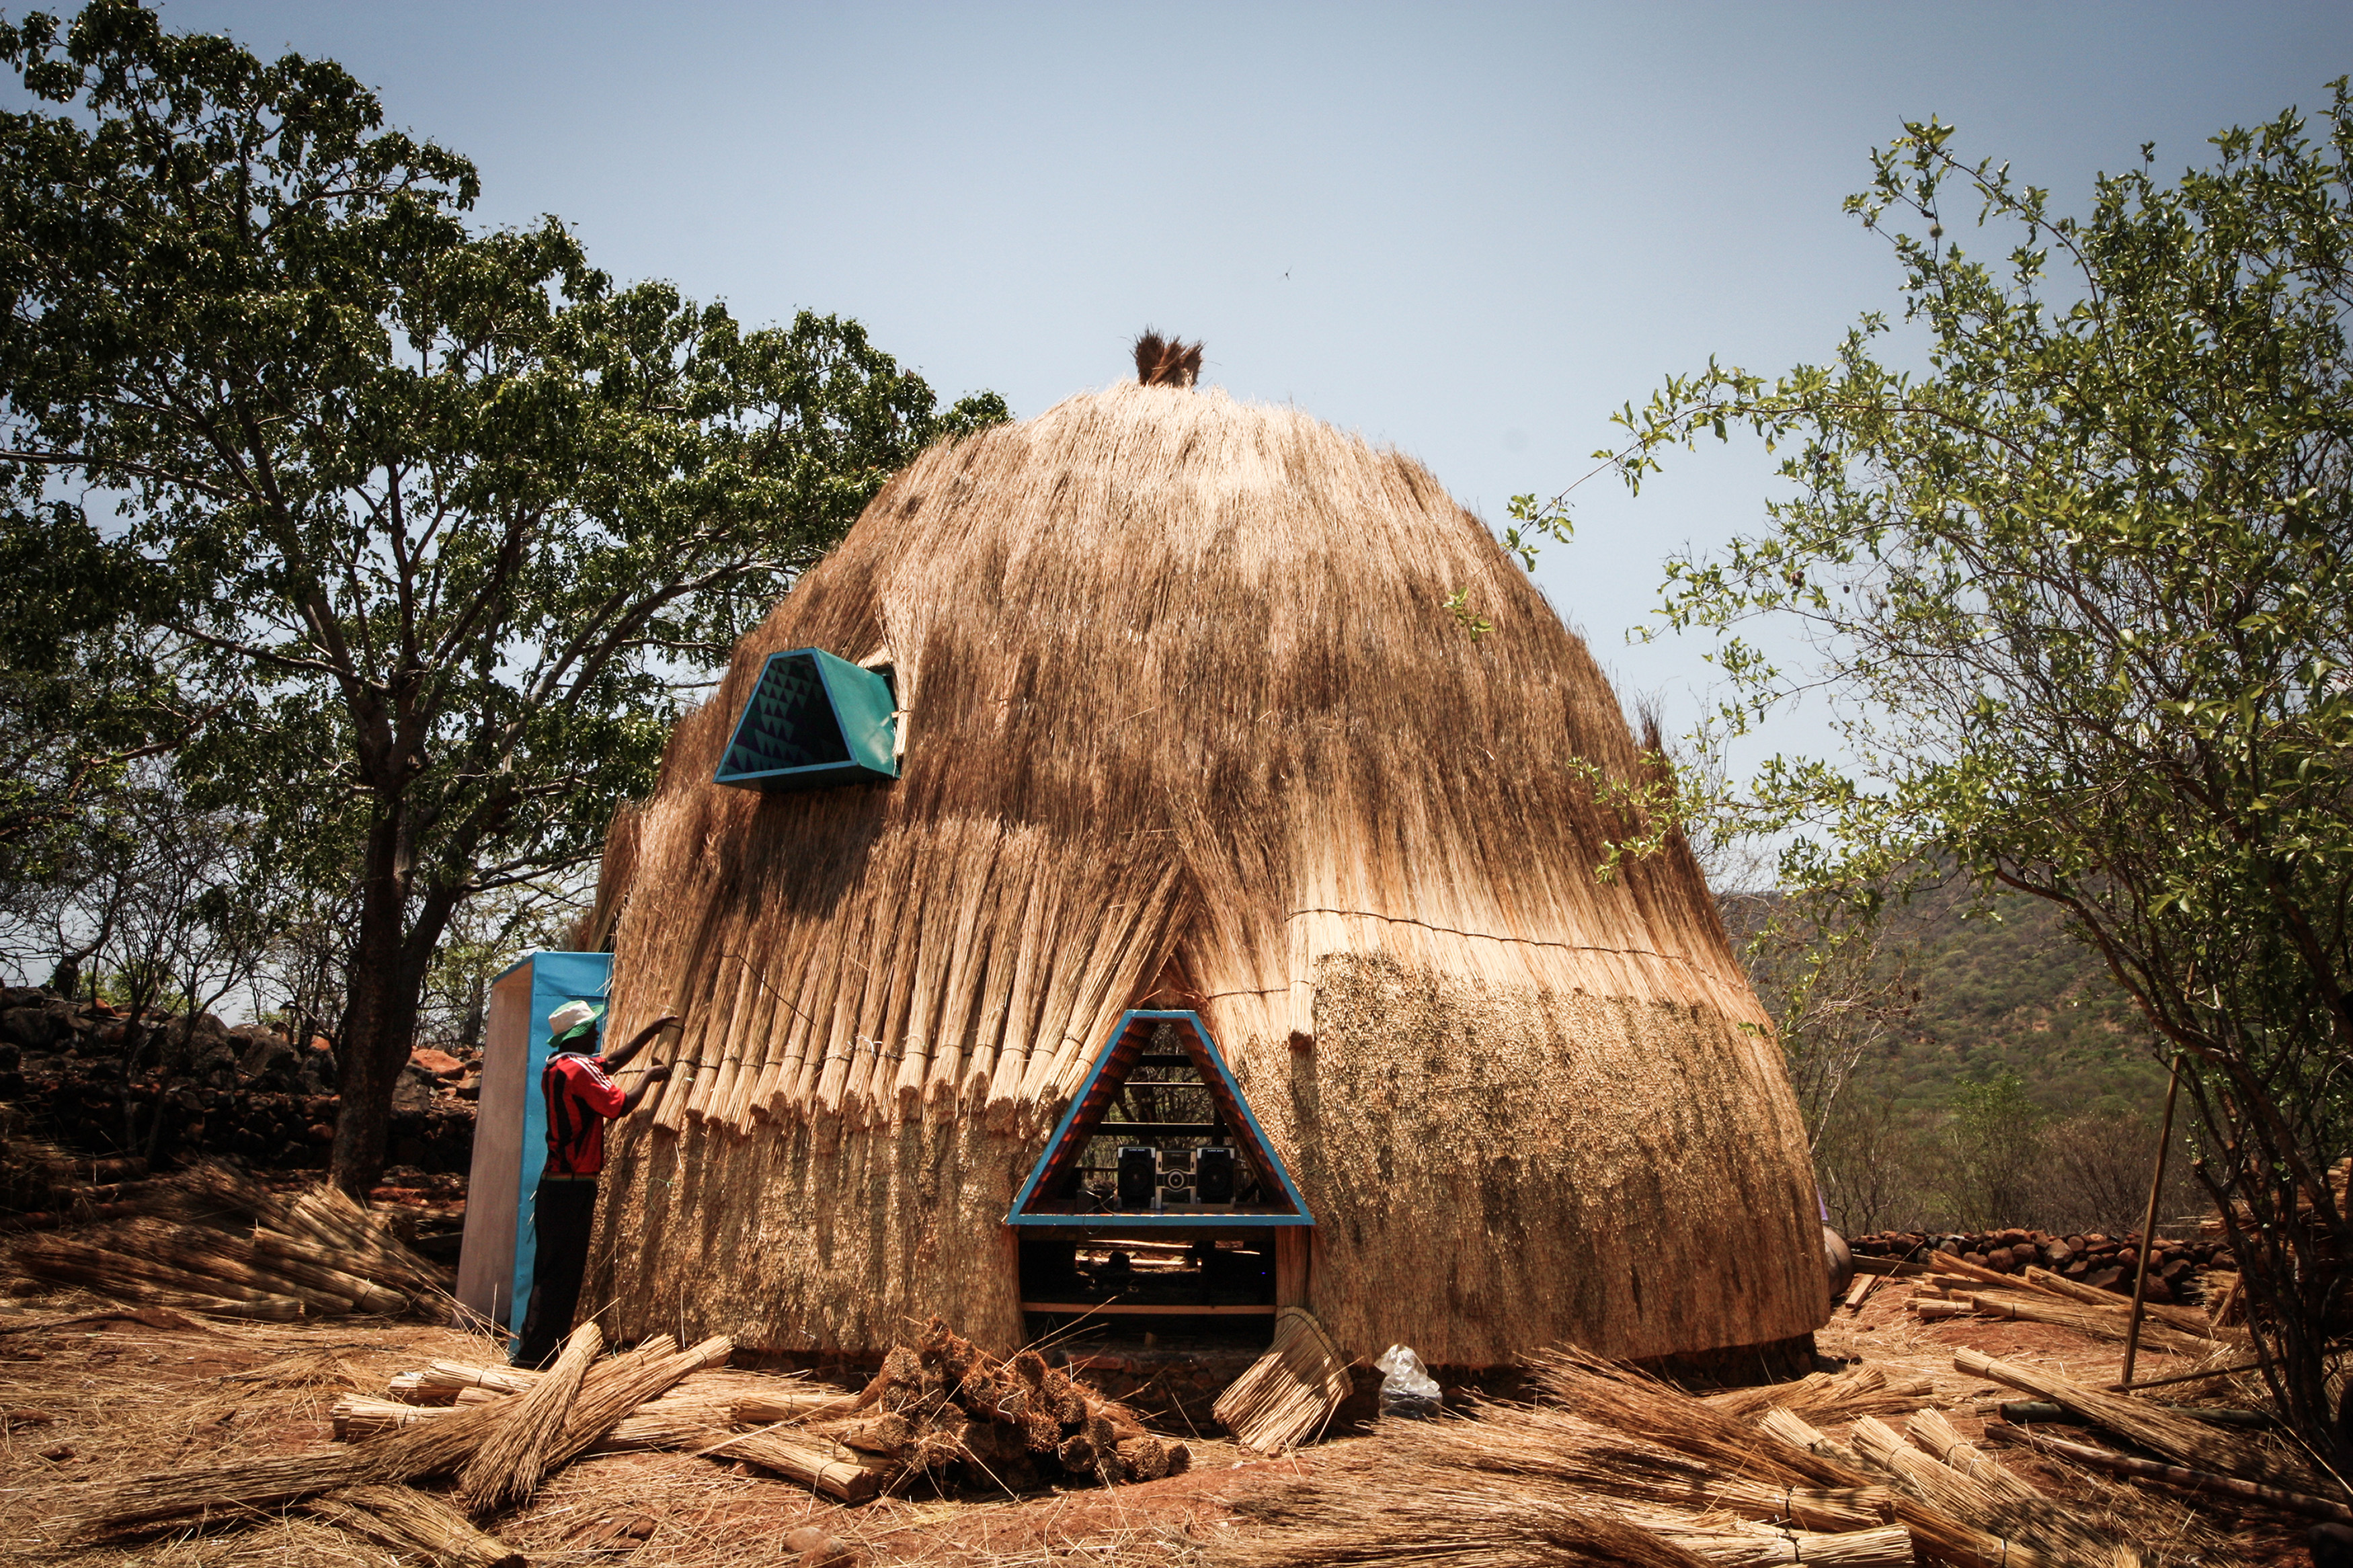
[{"left": 575, "top": 365, "right": 1829, "bottom": 1370}]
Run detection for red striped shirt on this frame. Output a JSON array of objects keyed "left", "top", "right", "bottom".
[{"left": 542, "top": 1052, "right": 627, "bottom": 1177}]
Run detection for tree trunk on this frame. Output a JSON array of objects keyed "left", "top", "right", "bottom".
[{"left": 331, "top": 802, "right": 432, "bottom": 1195}]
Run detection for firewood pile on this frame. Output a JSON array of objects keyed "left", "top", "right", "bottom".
[
  {"left": 1212, "top": 1344, "right": 2334, "bottom": 1568},
  {"left": 1889, "top": 1248, "right": 2251, "bottom": 1346},
  {"left": 1850, "top": 1227, "right": 2230, "bottom": 1305},
  {"left": 3, "top": 1161, "right": 448, "bottom": 1318}
]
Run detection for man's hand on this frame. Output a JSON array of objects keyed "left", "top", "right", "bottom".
[
  {"left": 609, "top": 1012, "right": 684, "bottom": 1070},
  {"left": 619, "top": 1061, "right": 674, "bottom": 1114}
]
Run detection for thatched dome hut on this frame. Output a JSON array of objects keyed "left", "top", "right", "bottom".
[{"left": 577, "top": 376, "right": 1828, "bottom": 1368}]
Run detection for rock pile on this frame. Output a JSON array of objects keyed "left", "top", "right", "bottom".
[
  {"left": 0, "top": 986, "right": 477, "bottom": 1179},
  {"left": 1849, "top": 1227, "right": 2229, "bottom": 1305}
]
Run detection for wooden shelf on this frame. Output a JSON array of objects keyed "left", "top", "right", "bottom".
[{"left": 1020, "top": 1301, "right": 1277, "bottom": 1317}]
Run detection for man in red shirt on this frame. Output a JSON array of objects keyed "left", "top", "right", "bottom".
[{"left": 512, "top": 999, "right": 676, "bottom": 1367}]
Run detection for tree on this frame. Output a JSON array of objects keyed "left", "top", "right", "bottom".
[
  {"left": 0, "top": 495, "right": 208, "bottom": 905},
  {"left": 1604, "top": 85, "right": 2353, "bottom": 1462},
  {"left": 0, "top": 1, "right": 1008, "bottom": 1190},
  {"left": 1720, "top": 882, "right": 1921, "bottom": 1149},
  {"left": 1943, "top": 1070, "right": 2044, "bottom": 1233}
]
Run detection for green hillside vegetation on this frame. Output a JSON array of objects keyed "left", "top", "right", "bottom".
[
  {"left": 1722, "top": 882, "right": 2188, "bottom": 1236},
  {"left": 1871, "top": 886, "right": 2167, "bottom": 1118}
]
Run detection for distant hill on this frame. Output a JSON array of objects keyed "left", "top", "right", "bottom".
[
  {"left": 1884, "top": 884, "right": 2167, "bottom": 1114},
  {"left": 1723, "top": 880, "right": 2171, "bottom": 1119}
]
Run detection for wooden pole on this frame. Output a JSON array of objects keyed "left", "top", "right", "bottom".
[{"left": 2121, "top": 1053, "right": 2185, "bottom": 1390}]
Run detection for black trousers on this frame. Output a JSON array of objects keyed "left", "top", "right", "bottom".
[{"left": 514, "top": 1177, "right": 598, "bottom": 1368}]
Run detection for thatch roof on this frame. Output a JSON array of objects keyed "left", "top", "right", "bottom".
[{"left": 581, "top": 381, "right": 1827, "bottom": 1366}]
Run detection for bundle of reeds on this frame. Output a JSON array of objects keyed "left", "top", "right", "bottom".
[
  {"left": 1938, "top": 1291, "right": 2219, "bottom": 1356},
  {"left": 1701, "top": 1366, "right": 1935, "bottom": 1424},
  {"left": 730, "top": 1385, "right": 864, "bottom": 1424},
  {"left": 301, "top": 1485, "right": 524, "bottom": 1568},
  {"left": 545, "top": 1333, "right": 731, "bottom": 1467},
  {"left": 1213, "top": 1306, "right": 1353, "bottom": 1454},
  {"left": 707, "top": 1428, "right": 900, "bottom": 1503},
  {"left": 2020, "top": 1268, "right": 2242, "bottom": 1341},
  {"left": 458, "top": 1321, "right": 602, "bottom": 1510},
  {"left": 7, "top": 1161, "right": 445, "bottom": 1321},
  {"left": 64, "top": 1450, "right": 377, "bottom": 1540},
  {"left": 1851, "top": 1413, "right": 2128, "bottom": 1568},
  {"left": 1954, "top": 1348, "right": 2316, "bottom": 1491},
  {"left": 334, "top": 1387, "right": 745, "bottom": 1453},
  {"left": 0, "top": 1237, "right": 305, "bottom": 1318},
  {"left": 1754, "top": 1409, "right": 2054, "bottom": 1568},
  {"left": 334, "top": 1395, "right": 458, "bottom": 1440},
  {"left": 1383, "top": 1403, "right": 1892, "bottom": 1532},
  {"left": 1521, "top": 1346, "right": 1874, "bottom": 1490},
  {"left": 1216, "top": 1457, "right": 1721, "bottom": 1568},
  {"left": 1618, "top": 1509, "right": 1915, "bottom": 1567},
  {"left": 389, "top": 1359, "right": 541, "bottom": 1403}
]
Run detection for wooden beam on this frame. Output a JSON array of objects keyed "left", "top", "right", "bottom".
[
  {"left": 1020, "top": 1301, "right": 1277, "bottom": 1317},
  {"left": 1276, "top": 1228, "right": 1312, "bottom": 1309}
]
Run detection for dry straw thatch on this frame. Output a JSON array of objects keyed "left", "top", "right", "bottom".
[{"left": 581, "top": 377, "right": 1824, "bottom": 1364}]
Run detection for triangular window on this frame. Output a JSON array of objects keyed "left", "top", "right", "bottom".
[
  {"left": 713, "top": 648, "right": 899, "bottom": 792},
  {"left": 1008, "top": 1010, "right": 1310, "bottom": 1228}
]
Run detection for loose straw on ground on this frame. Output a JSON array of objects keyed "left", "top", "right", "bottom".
[{"left": 304, "top": 1485, "right": 525, "bottom": 1568}]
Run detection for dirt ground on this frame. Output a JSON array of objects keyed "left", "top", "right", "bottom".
[{"left": 0, "top": 1276, "right": 2323, "bottom": 1567}]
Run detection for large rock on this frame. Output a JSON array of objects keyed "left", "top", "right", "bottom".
[
  {"left": 159, "top": 1012, "right": 232, "bottom": 1075},
  {"left": 1, "top": 999, "right": 76, "bottom": 1054},
  {"left": 391, "top": 1061, "right": 437, "bottom": 1114},
  {"left": 237, "top": 1030, "right": 302, "bottom": 1091}
]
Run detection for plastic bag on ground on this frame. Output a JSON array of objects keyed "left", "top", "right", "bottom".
[{"left": 1374, "top": 1343, "right": 1441, "bottom": 1419}]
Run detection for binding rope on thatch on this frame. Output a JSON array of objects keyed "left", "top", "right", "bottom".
[{"left": 584, "top": 378, "right": 1824, "bottom": 1364}]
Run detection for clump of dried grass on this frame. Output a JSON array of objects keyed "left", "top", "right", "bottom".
[
  {"left": 1521, "top": 1345, "right": 1871, "bottom": 1489},
  {"left": 1220, "top": 1452, "right": 1716, "bottom": 1568},
  {"left": 1214, "top": 1307, "right": 1352, "bottom": 1454},
  {"left": 304, "top": 1485, "right": 524, "bottom": 1568},
  {"left": 1385, "top": 1403, "right": 1892, "bottom": 1532},
  {"left": 1701, "top": 1364, "right": 1935, "bottom": 1425},
  {"left": 7, "top": 1163, "right": 448, "bottom": 1324}
]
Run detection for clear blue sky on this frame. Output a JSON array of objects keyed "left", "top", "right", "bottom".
[{"left": 134, "top": 3, "right": 2353, "bottom": 755}]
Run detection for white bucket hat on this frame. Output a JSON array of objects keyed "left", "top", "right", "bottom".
[{"left": 547, "top": 999, "right": 598, "bottom": 1038}]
